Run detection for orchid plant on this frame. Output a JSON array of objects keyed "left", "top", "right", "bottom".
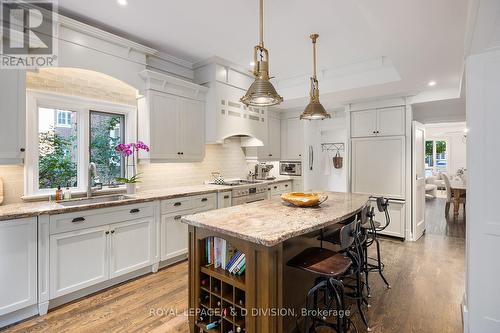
[{"left": 114, "top": 141, "right": 150, "bottom": 184}]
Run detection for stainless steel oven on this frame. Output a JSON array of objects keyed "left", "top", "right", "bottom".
[{"left": 280, "top": 161, "right": 302, "bottom": 176}]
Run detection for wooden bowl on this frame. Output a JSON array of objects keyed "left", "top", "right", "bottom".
[{"left": 280, "top": 192, "right": 328, "bottom": 207}]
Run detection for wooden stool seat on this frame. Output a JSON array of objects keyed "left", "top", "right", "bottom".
[{"left": 287, "top": 247, "right": 352, "bottom": 277}]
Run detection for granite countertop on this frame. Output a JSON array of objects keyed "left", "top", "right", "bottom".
[
  {"left": 182, "top": 192, "right": 369, "bottom": 247},
  {"left": 0, "top": 178, "right": 295, "bottom": 221}
]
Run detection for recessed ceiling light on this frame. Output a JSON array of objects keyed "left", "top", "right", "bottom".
[
  {"left": 428, "top": 80, "right": 437, "bottom": 87},
  {"left": 117, "top": 0, "right": 127, "bottom": 6}
]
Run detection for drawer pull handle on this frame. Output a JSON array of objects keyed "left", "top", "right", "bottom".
[
  {"left": 105, "top": 231, "right": 110, "bottom": 235},
  {"left": 111, "top": 230, "right": 115, "bottom": 234},
  {"left": 274, "top": 186, "right": 278, "bottom": 189},
  {"left": 130, "top": 208, "right": 140, "bottom": 213},
  {"left": 72, "top": 217, "right": 85, "bottom": 223},
  {"left": 174, "top": 215, "right": 182, "bottom": 220},
  {"left": 174, "top": 202, "right": 182, "bottom": 206},
  {"left": 224, "top": 195, "right": 230, "bottom": 199},
  {"left": 285, "top": 184, "right": 288, "bottom": 187},
  {"left": 201, "top": 198, "right": 208, "bottom": 202}
]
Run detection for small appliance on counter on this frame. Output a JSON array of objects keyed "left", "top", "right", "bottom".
[
  {"left": 279, "top": 161, "right": 302, "bottom": 176},
  {"left": 255, "top": 162, "right": 274, "bottom": 180}
]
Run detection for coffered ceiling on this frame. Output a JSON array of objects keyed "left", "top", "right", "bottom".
[{"left": 58, "top": 0, "right": 471, "bottom": 108}]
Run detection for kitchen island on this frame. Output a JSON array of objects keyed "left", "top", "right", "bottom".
[{"left": 182, "top": 192, "right": 369, "bottom": 333}]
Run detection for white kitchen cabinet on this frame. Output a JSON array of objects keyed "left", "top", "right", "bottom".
[
  {"left": 256, "top": 115, "right": 281, "bottom": 160},
  {"left": 50, "top": 225, "right": 109, "bottom": 299},
  {"left": 138, "top": 90, "right": 205, "bottom": 162},
  {"left": 377, "top": 107, "right": 406, "bottom": 136},
  {"left": 371, "top": 199, "right": 406, "bottom": 238},
  {"left": 281, "top": 117, "right": 304, "bottom": 160},
  {"left": 217, "top": 191, "right": 232, "bottom": 208},
  {"left": 351, "top": 110, "right": 377, "bottom": 137},
  {"left": 270, "top": 181, "right": 293, "bottom": 198},
  {"left": 109, "top": 218, "right": 155, "bottom": 278},
  {"left": 178, "top": 98, "right": 205, "bottom": 160},
  {"left": 0, "top": 217, "right": 37, "bottom": 316},
  {"left": 48, "top": 203, "right": 157, "bottom": 299},
  {"left": 292, "top": 178, "right": 304, "bottom": 192},
  {"left": 350, "top": 106, "right": 405, "bottom": 137},
  {"left": 0, "top": 70, "right": 25, "bottom": 164},
  {"left": 160, "top": 194, "right": 217, "bottom": 265},
  {"left": 161, "top": 214, "right": 188, "bottom": 262},
  {"left": 351, "top": 136, "right": 406, "bottom": 199}
]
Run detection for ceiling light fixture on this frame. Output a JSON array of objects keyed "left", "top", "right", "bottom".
[
  {"left": 300, "top": 34, "right": 331, "bottom": 120},
  {"left": 117, "top": 0, "right": 127, "bottom": 6},
  {"left": 240, "top": 0, "right": 283, "bottom": 107},
  {"left": 428, "top": 80, "right": 437, "bottom": 87}
]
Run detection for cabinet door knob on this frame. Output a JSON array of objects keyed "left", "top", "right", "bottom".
[
  {"left": 174, "top": 215, "right": 182, "bottom": 220},
  {"left": 201, "top": 198, "right": 208, "bottom": 202},
  {"left": 20, "top": 148, "right": 25, "bottom": 152},
  {"left": 268, "top": 154, "right": 272, "bottom": 156},
  {"left": 174, "top": 202, "right": 182, "bottom": 206},
  {"left": 299, "top": 154, "right": 302, "bottom": 157},
  {"left": 285, "top": 184, "right": 288, "bottom": 187},
  {"left": 224, "top": 195, "right": 230, "bottom": 199},
  {"left": 274, "top": 186, "right": 278, "bottom": 189},
  {"left": 105, "top": 231, "right": 110, "bottom": 235},
  {"left": 130, "top": 208, "right": 140, "bottom": 214},
  {"left": 111, "top": 230, "right": 115, "bottom": 234},
  {"left": 72, "top": 217, "right": 85, "bottom": 223}
]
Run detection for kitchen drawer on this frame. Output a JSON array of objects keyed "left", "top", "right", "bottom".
[
  {"left": 161, "top": 196, "right": 194, "bottom": 214},
  {"left": 192, "top": 193, "right": 217, "bottom": 212},
  {"left": 271, "top": 181, "right": 292, "bottom": 193},
  {"left": 49, "top": 203, "right": 154, "bottom": 235}
]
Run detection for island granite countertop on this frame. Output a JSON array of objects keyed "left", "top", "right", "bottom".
[
  {"left": 0, "top": 178, "right": 296, "bottom": 221},
  {"left": 182, "top": 192, "right": 369, "bottom": 247}
]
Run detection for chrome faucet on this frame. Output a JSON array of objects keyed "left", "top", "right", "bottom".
[{"left": 87, "top": 162, "right": 102, "bottom": 198}]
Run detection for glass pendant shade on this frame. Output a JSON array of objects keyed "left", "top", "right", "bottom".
[
  {"left": 241, "top": 0, "right": 283, "bottom": 107},
  {"left": 300, "top": 34, "right": 331, "bottom": 120}
]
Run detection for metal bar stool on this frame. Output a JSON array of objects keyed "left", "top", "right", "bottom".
[
  {"left": 287, "top": 218, "right": 360, "bottom": 333},
  {"left": 362, "top": 197, "right": 391, "bottom": 295},
  {"left": 321, "top": 208, "right": 371, "bottom": 331}
]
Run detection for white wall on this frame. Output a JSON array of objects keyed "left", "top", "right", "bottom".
[
  {"left": 425, "top": 122, "right": 467, "bottom": 175},
  {"left": 305, "top": 111, "right": 348, "bottom": 192}
]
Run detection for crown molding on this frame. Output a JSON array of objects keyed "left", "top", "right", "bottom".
[{"left": 56, "top": 14, "right": 159, "bottom": 56}]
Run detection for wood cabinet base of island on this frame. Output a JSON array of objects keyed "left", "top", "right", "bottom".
[{"left": 188, "top": 220, "right": 359, "bottom": 333}]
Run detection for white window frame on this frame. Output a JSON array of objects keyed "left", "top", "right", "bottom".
[
  {"left": 25, "top": 90, "right": 136, "bottom": 197},
  {"left": 56, "top": 110, "right": 72, "bottom": 128}
]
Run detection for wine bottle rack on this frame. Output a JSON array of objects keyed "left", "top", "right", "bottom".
[{"left": 196, "top": 239, "right": 246, "bottom": 333}]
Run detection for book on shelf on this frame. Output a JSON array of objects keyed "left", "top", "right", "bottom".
[{"left": 204, "top": 237, "right": 244, "bottom": 276}]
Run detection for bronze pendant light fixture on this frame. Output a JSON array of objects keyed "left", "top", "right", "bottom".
[
  {"left": 240, "top": 0, "right": 283, "bottom": 107},
  {"left": 300, "top": 34, "right": 331, "bottom": 120}
]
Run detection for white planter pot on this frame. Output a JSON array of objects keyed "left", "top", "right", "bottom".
[{"left": 126, "top": 183, "right": 136, "bottom": 194}]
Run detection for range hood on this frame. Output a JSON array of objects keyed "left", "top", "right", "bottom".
[{"left": 194, "top": 58, "right": 268, "bottom": 147}]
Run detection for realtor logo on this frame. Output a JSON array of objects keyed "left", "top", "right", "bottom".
[{"left": 1, "top": 0, "right": 58, "bottom": 68}]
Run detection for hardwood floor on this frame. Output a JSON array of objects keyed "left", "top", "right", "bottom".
[
  {"left": 2, "top": 201, "right": 465, "bottom": 333},
  {"left": 425, "top": 197, "right": 465, "bottom": 239}
]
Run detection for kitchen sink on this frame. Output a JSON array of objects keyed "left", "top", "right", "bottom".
[{"left": 58, "top": 195, "right": 134, "bottom": 207}]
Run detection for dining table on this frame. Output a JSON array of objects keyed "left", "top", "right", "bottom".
[{"left": 450, "top": 176, "right": 467, "bottom": 218}]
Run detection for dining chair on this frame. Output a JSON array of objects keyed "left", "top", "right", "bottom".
[{"left": 442, "top": 173, "right": 466, "bottom": 217}]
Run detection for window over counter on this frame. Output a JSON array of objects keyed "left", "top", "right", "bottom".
[
  {"left": 25, "top": 92, "right": 136, "bottom": 197},
  {"left": 90, "top": 111, "right": 125, "bottom": 186}
]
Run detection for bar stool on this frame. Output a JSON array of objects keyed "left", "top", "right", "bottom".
[
  {"left": 287, "top": 219, "right": 362, "bottom": 333},
  {"left": 321, "top": 208, "right": 371, "bottom": 331},
  {"left": 362, "top": 197, "right": 391, "bottom": 294}
]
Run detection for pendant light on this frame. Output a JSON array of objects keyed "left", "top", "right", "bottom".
[
  {"left": 240, "top": 0, "right": 283, "bottom": 107},
  {"left": 300, "top": 34, "right": 331, "bottom": 120}
]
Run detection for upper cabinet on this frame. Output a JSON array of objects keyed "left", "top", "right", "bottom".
[
  {"left": 281, "top": 117, "right": 304, "bottom": 160},
  {"left": 138, "top": 70, "right": 207, "bottom": 163},
  {"left": 253, "top": 111, "right": 281, "bottom": 161},
  {"left": 350, "top": 106, "right": 405, "bottom": 137},
  {"left": 0, "top": 70, "right": 26, "bottom": 164}
]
